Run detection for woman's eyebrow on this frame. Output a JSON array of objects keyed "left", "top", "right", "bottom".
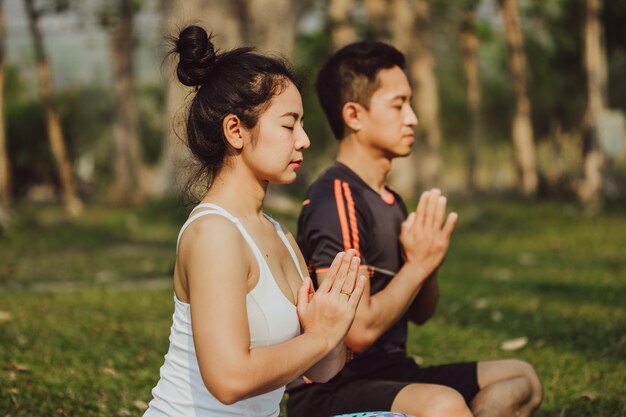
[{"left": 280, "top": 111, "right": 301, "bottom": 120}]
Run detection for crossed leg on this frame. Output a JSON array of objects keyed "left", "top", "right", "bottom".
[
  {"left": 389, "top": 360, "right": 542, "bottom": 417},
  {"left": 391, "top": 383, "right": 473, "bottom": 417},
  {"left": 470, "top": 359, "right": 543, "bottom": 417}
]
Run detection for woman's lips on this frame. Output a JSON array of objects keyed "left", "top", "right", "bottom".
[{"left": 290, "top": 160, "right": 303, "bottom": 169}]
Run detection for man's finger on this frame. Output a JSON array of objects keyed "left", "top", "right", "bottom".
[
  {"left": 402, "top": 212, "right": 416, "bottom": 231},
  {"left": 442, "top": 212, "right": 458, "bottom": 237},
  {"left": 415, "top": 191, "right": 429, "bottom": 229},
  {"left": 424, "top": 188, "right": 441, "bottom": 228},
  {"left": 433, "top": 196, "right": 446, "bottom": 230}
]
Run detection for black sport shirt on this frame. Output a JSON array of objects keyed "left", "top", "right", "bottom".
[{"left": 297, "top": 162, "right": 409, "bottom": 364}]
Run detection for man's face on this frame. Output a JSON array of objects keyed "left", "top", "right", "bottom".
[{"left": 359, "top": 66, "right": 418, "bottom": 158}]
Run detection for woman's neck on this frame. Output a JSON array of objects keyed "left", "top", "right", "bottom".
[{"left": 201, "top": 163, "right": 267, "bottom": 220}]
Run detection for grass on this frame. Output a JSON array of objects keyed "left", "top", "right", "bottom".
[{"left": 0, "top": 198, "right": 625, "bottom": 416}]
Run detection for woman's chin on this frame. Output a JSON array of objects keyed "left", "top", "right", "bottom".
[{"left": 268, "top": 172, "right": 298, "bottom": 185}]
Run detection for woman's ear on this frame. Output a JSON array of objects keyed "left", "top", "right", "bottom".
[
  {"left": 223, "top": 114, "right": 245, "bottom": 149},
  {"left": 342, "top": 102, "right": 364, "bottom": 132}
]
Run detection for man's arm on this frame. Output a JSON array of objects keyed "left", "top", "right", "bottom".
[
  {"left": 317, "top": 189, "right": 457, "bottom": 352},
  {"left": 408, "top": 272, "right": 439, "bottom": 325}
]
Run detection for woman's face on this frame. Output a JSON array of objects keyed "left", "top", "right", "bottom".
[{"left": 242, "top": 81, "right": 310, "bottom": 184}]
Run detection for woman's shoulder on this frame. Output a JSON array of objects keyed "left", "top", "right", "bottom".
[{"left": 178, "top": 212, "right": 247, "bottom": 257}]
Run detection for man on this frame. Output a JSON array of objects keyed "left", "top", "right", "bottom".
[{"left": 287, "top": 41, "right": 543, "bottom": 417}]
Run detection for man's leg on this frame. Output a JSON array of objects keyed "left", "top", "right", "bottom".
[
  {"left": 470, "top": 359, "right": 543, "bottom": 417},
  {"left": 391, "top": 383, "right": 473, "bottom": 417}
]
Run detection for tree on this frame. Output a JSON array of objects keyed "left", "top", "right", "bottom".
[
  {"left": 497, "top": 0, "right": 538, "bottom": 196},
  {"left": 365, "top": 0, "right": 444, "bottom": 194},
  {"left": 23, "top": 0, "right": 83, "bottom": 215},
  {"left": 409, "top": 0, "right": 443, "bottom": 189},
  {"left": 107, "top": 0, "right": 144, "bottom": 205},
  {"left": 460, "top": 0, "right": 481, "bottom": 193},
  {"left": 578, "top": 0, "right": 607, "bottom": 206},
  {"left": 0, "top": 0, "right": 10, "bottom": 230},
  {"left": 159, "top": 0, "right": 315, "bottom": 197},
  {"left": 328, "top": 0, "right": 358, "bottom": 51},
  {"left": 159, "top": 0, "right": 245, "bottom": 196}
]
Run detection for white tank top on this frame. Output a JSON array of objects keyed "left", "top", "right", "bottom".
[{"left": 144, "top": 203, "right": 304, "bottom": 417}]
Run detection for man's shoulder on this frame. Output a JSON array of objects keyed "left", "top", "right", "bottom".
[{"left": 306, "top": 164, "right": 369, "bottom": 207}]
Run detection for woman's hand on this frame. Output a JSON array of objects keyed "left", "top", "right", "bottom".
[{"left": 296, "top": 249, "right": 366, "bottom": 352}]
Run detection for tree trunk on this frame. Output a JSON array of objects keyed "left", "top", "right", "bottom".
[
  {"left": 578, "top": 0, "right": 607, "bottom": 206},
  {"left": 409, "top": 0, "right": 442, "bottom": 189},
  {"left": 157, "top": 0, "right": 245, "bottom": 197},
  {"left": 363, "top": 0, "right": 393, "bottom": 40},
  {"left": 23, "top": 0, "right": 82, "bottom": 215},
  {"left": 460, "top": 2, "right": 481, "bottom": 193},
  {"left": 497, "top": 0, "right": 537, "bottom": 196},
  {"left": 245, "top": 0, "right": 298, "bottom": 59},
  {"left": 108, "top": 0, "right": 143, "bottom": 205},
  {"left": 328, "top": 0, "right": 358, "bottom": 51},
  {"left": 0, "top": 0, "right": 10, "bottom": 231},
  {"left": 363, "top": 0, "right": 443, "bottom": 194}
]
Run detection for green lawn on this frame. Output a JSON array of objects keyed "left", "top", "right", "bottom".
[{"left": 0, "top": 198, "right": 624, "bottom": 416}]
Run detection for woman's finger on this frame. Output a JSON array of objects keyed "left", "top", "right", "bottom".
[
  {"left": 296, "top": 277, "right": 311, "bottom": 315},
  {"left": 347, "top": 275, "right": 367, "bottom": 311},
  {"left": 317, "top": 251, "right": 345, "bottom": 293},
  {"left": 329, "top": 249, "right": 356, "bottom": 295},
  {"left": 340, "top": 256, "right": 360, "bottom": 299}
]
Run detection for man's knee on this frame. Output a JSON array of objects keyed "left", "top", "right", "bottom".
[
  {"left": 393, "top": 385, "right": 472, "bottom": 417},
  {"left": 427, "top": 389, "right": 473, "bottom": 417},
  {"left": 498, "top": 359, "right": 543, "bottom": 409},
  {"left": 515, "top": 360, "right": 543, "bottom": 408}
]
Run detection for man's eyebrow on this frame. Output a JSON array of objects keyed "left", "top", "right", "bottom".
[{"left": 391, "top": 94, "right": 411, "bottom": 101}]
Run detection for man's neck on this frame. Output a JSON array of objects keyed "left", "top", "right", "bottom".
[{"left": 336, "top": 135, "right": 392, "bottom": 194}]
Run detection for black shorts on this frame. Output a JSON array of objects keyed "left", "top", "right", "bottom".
[{"left": 286, "top": 353, "right": 479, "bottom": 417}]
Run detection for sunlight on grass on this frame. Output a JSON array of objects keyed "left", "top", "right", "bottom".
[{"left": 0, "top": 198, "right": 624, "bottom": 416}]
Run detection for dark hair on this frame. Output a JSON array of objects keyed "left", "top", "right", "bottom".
[
  {"left": 170, "top": 25, "right": 301, "bottom": 197},
  {"left": 316, "top": 41, "right": 405, "bottom": 139}
]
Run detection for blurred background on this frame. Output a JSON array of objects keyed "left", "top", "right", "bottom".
[
  {"left": 0, "top": 0, "right": 625, "bottom": 218},
  {"left": 0, "top": 0, "right": 625, "bottom": 416}
]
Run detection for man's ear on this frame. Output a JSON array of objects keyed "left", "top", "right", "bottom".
[
  {"left": 223, "top": 114, "right": 245, "bottom": 149},
  {"left": 342, "top": 102, "right": 365, "bottom": 132}
]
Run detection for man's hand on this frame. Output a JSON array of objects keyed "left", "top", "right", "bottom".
[{"left": 400, "top": 189, "right": 458, "bottom": 278}]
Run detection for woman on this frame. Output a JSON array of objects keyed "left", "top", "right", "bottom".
[{"left": 143, "top": 25, "right": 366, "bottom": 416}]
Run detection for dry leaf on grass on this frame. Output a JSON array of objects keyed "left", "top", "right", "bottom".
[
  {"left": 133, "top": 400, "right": 148, "bottom": 411},
  {"left": 500, "top": 337, "right": 528, "bottom": 351},
  {"left": 473, "top": 298, "right": 489, "bottom": 309},
  {"left": 581, "top": 391, "right": 597, "bottom": 401},
  {"left": 0, "top": 311, "right": 11, "bottom": 322},
  {"left": 12, "top": 363, "right": 30, "bottom": 372},
  {"left": 102, "top": 367, "right": 118, "bottom": 377}
]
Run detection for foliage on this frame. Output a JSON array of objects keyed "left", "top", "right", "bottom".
[
  {"left": 0, "top": 199, "right": 624, "bottom": 416},
  {"left": 5, "top": 65, "right": 165, "bottom": 198}
]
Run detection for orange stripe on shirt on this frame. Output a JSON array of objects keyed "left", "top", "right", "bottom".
[
  {"left": 342, "top": 182, "right": 360, "bottom": 258},
  {"left": 334, "top": 179, "right": 351, "bottom": 251}
]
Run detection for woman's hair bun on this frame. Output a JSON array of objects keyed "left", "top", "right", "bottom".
[{"left": 174, "top": 25, "right": 217, "bottom": 87}]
